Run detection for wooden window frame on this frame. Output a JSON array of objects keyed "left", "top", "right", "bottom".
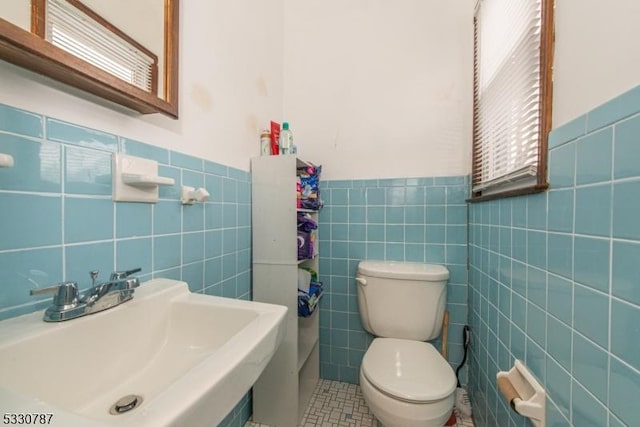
[{"left": 470, "top": 0, "right": 555, "bottom": 202}]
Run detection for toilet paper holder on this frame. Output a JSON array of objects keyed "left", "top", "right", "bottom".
[{"left": 496, "top": 360, "right": 545, "bottom": 427}]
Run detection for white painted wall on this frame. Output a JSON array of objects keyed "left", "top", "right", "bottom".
[
  {"left": 553, "top": 0, "right": 640, "bottom": 126},
  {"left": 0, "top": 0, "right": 284, "bottom": 172},
  {"left": 0, "top": 0, "right": 30, "bottom": 30},
  {"left": 283, "top": 0, "right": 475, "bottom": 180},
  {"left": 3, "top": 1, "right": 638, "bottom": 174}
]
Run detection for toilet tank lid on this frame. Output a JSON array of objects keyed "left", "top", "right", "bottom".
[{"left": 358, "top": 261, "right": 449, "bottom": 281}]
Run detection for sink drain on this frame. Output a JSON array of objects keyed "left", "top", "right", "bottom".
[{"left": 109, "top": 394, "right": 143, "bottom": 415}]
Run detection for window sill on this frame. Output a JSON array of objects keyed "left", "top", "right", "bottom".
[{"left": 467, "top": 183, "right": 549, "bottom": 203}]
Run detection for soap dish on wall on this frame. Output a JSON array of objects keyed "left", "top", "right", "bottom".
[{"left": 112, "top": 153, "right": 175, "bottom": 203}]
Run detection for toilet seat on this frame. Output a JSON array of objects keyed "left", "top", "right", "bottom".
[{"left": 361, "top": 338, "right": 456, "bottom": 403}]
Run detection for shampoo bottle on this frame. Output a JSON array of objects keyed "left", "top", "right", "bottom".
[{"left": 279, "top": 122, "right": 293, "bottom": 155}]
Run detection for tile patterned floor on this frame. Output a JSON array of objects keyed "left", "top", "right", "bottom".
[{"left": 245, "top": 379, "right": 474, "bottom": 427}]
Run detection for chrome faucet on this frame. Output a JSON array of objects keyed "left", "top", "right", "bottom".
[{"left": 30, "top": 268, "right": 142, "bottom": 322}]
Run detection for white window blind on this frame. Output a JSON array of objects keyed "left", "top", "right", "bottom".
[
  {"left": 472, "top": 0, "right": 550, "bottom": 195},
  {"left": 45, "top": 0, "right": 156, "bottom": 93}
]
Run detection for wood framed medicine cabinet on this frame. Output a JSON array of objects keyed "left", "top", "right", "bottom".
[{"left": 0, "top": 0, "right": 179, "bottom": 118}]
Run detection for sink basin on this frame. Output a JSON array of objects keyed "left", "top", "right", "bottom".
[{"left": 0, "top": 279, "right": 287, "bottom": 426}]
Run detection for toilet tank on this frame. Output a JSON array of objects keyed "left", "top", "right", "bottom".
[{"left": 356, "top": 260, "right": 449, "bottom": 341}]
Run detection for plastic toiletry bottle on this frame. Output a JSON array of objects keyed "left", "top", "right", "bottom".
[
  {"left": 260, "top": 130, "right": 271, "bottom": 156},
  {"left": 279, "top": 122, "right": 293, "bottom": 155}
]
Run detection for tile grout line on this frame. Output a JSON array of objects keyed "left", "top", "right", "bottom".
[
  {"left": 606, "top": 122, "right": 616, "bottom": 427},
  {"left": 60, "top": 122, "right": 66, "bottom": 282}
]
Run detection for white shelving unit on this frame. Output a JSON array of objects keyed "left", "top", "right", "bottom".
[{"left": 251, "top": 155, "right": 321, "bottom": 427}]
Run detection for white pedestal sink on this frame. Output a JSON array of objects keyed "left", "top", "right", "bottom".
[{"left": 0, "top": 279, "right": 287, "bottom": 427}]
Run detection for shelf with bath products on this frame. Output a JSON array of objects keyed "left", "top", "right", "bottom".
[{"left": 251, "top": 155, "right": 323, "bottom": 427}]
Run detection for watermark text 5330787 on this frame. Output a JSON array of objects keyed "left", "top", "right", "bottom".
[{"left": 3, "top": 414, "right": 53, "bottom": 425}]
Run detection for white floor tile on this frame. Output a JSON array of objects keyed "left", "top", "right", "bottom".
[{"left": 244, "top": 379, "right": 474, "bottom": 427}]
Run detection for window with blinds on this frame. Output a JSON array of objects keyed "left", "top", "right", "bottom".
[
  {"left": 471, "top": 0, "right": 554, "bottom": 199},
  {"left": 42, "top": 0, "right": 158, "bottom": 94}
]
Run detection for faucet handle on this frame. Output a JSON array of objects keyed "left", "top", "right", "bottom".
[
  {"left": 109, "top": 268, "right": 142, "bottom": 281},
  {"left": 30, "top": 282, "right": 79, "bottom": 308},
  {"left": 90, "top": 270, "right": 99, "bottom": 286}
]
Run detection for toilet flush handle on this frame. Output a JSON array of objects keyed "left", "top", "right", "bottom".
[{"left": 355, "top": 276, "right": 367, "bottom": 286}]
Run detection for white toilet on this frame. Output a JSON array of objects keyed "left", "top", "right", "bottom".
[{"left": 356, "top": 260, "right": 457, "bottom": 427}]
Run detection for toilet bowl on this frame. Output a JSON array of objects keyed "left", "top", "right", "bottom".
[
  {"left": 360, "top": 338, "right": 456, "bottom": 427},
  {"left": 355, "top": 261, "right": 457, "bottom": 427}
]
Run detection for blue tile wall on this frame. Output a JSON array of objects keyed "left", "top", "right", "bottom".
[
  {"left": 0, "top": 104, "right": 252, "bottom": 317},
  {"left": 469, "top": 86, "right": 640, "bottom": 427},
  {"left": 318, "top": 176, "right": 469, "bottom": 384},
  {"left": 217, "top": 393, "right": 253, "bottom": 427},
  {"left": 0, "top": 103, "right": 253, "bottom": 426}
]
